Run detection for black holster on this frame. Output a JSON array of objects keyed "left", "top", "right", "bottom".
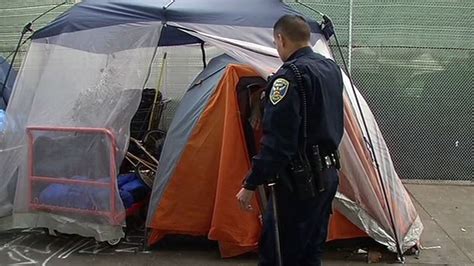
[
  {"left": 288, "top": 153, "right": 316, "bottom": 200},
  {"left": 288, "top": 145, "right": 340, "bottom": 200},
  {"left": 309, "top": 145, "right": 326, "bottom": 193}
]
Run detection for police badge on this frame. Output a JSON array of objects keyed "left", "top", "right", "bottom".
[{"left": 270, "top": 78, "right": 289, "bottom": 105}]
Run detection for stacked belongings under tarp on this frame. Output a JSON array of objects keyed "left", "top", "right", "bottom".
[{"left": 26, "top": 85, "right": 168, "bottom": 245}]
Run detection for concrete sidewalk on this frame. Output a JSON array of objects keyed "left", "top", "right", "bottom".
[
  {"left": 403, "top": 184, "right": 473, "bottom": 265},
  {"left": 0, "top": 184, "right": 472, "bottom": 265}
]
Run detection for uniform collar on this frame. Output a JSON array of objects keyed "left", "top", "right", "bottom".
[{"left": 285, "top": 46, "right": 313, "bottom": 62}]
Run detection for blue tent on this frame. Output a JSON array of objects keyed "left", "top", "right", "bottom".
[
  {"left": 33, "top": 0, "right": 322, "bottom": 47},
  {"left": 0, "top": 56, "right": 17, "bottom": 109}
]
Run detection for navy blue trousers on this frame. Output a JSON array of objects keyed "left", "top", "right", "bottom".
[{"left": 259, "top": 168, "right": 339, "bottom": 266}]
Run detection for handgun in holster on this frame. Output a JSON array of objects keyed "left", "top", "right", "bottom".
[
  {"left": 310, "top": 145, "right": 342, "bottom": 193},
  {"left": 289, "top": 153, "right": 316, "bottom": 200},
  {"left": 309, "top": 145, "right": 326, "bottom": 192}
]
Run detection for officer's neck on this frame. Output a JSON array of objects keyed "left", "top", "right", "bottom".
[{"left": 283, "top": 44, "right": 311, "bottom": 62}]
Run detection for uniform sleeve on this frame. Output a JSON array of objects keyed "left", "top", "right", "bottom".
[{"left": 243, "top": 71, "right": 301, "bottom": 190}]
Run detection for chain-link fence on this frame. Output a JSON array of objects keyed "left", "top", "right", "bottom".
[
  {"left": 288, "top": 0, "right": 473, "bottom": 183},
  {"left": 0, "top": 0, "right": 75, "bottom": 68},
  {"left": 1, "top": 1, "right": 472, "bottom": 183}
]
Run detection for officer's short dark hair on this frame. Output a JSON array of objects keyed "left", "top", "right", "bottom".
[{"left": 273, "top": 15, "right": 311, "bottom": 43}]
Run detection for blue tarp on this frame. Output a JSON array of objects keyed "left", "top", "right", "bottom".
[
  {"left": 33, "top": 0, "right": 322, "bottom": 46},
  {"left": 0, "top": 56, "right": 17, "bottom": 110}
]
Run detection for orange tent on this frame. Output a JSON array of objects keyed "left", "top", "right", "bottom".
[{"left": 146, "top": 55, "right": 419, "bottom": 257}]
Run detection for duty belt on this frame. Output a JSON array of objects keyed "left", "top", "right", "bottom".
[{"left": 321, "top": 152, "right": 340, "bottom": 169}]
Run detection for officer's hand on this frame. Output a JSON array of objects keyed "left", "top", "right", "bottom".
[{"left": 236, "top": 188, "right": 255, "bottom": 212}]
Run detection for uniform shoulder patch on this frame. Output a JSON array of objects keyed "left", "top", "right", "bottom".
[{"left": 269, "top": 78, "right": 289, "bottom": 105}]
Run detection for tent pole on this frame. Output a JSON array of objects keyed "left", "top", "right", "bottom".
[
  {"left": 0, "top": 37, "right": 30, "bottom": 65},
  {"left": 148, "top": 52, "right": 168, "bottom": 131},
  {"left": 335, "top": 33, "right": 405, "bottom": 262},
  {"left": 348, "top": 0, "right": 353, "bottom": 73},
  {"left": 1, "top": 1, "right": 68, "bottom": 104},
  {"left": 200, "top": 42, "right": 207, "bottom": 69},
  {"left": 30, "top": 1, "right": 68, "bottom": 25},
  {"left": 293, "top": 1, "right": 405, "bottom": 262},
  {"left": 0, "top": 31, "right": 24, "bottom": 104},
  {"left": 331, "top": 18, "right": 406, "bottom": 263},
  {"left": 163, "top": 0, "right": 175, "bottom": 10}
]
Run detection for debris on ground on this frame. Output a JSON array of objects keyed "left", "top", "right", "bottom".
[
  {"left": 367, "top": 249, "right": 383, "bottom": 263},
  {"left": 357, "top": 249, "right": 368, "bottom": 254},
  {"left": 421, "top": 245, "right": 441, "bottom": 250}
]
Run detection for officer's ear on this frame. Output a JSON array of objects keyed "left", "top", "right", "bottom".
[{"left": 276, "top": 33, "right": 285, "bottom": 48}]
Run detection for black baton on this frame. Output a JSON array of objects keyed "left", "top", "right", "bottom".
[{"left": 268, "top": 182, "right": 283, "bottom": 266}]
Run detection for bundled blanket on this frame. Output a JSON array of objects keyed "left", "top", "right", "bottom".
[{"left": 38, "top": 173, "right": 150, "bottom": 211}]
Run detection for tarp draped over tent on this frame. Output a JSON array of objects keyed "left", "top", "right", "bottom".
[{"left": 0, "top": 0, "right": 422, "bottom": 257}]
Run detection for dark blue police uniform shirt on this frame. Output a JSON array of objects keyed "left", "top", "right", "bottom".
[{"left": 244, "top": 46, "right": 344, "bottom": 190}]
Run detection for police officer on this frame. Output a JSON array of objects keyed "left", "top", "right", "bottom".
[{"left": 236, "top": 15, "right": 344, "bottom": 266}]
